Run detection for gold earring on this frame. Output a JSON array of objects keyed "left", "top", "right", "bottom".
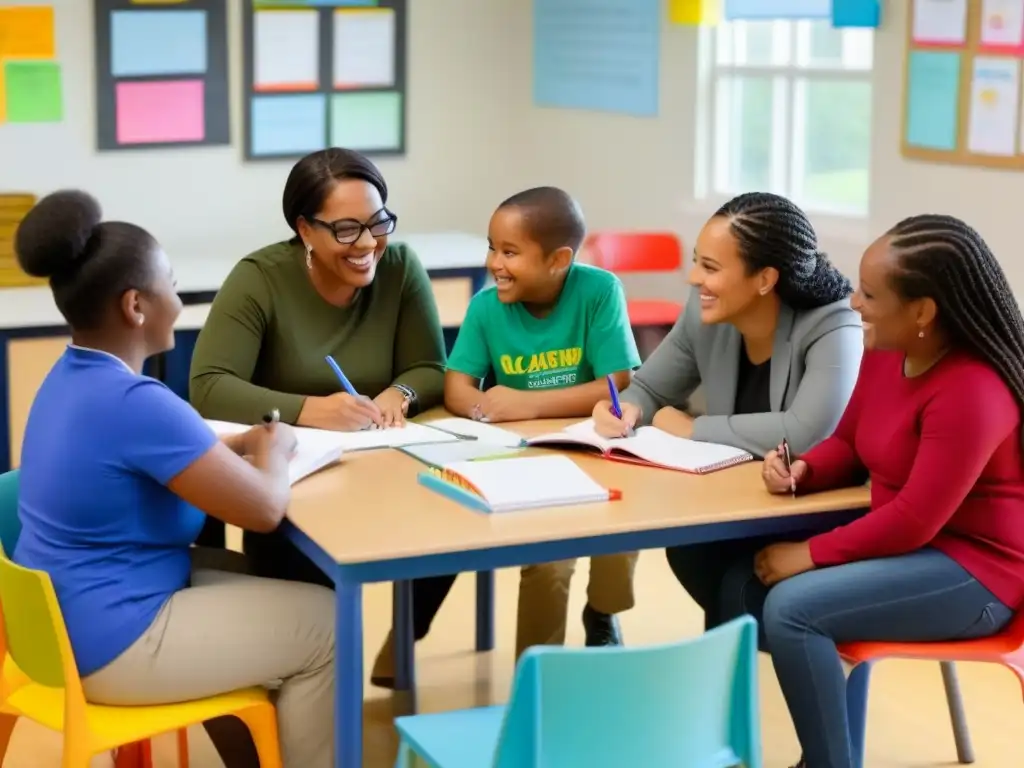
[{"left": 305, "top": 243, "right": 313, "bottom": 269}]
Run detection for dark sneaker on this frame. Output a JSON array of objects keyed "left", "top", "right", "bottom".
[{"left": 582, "top": 604, "right": 623, "bottom": 647}]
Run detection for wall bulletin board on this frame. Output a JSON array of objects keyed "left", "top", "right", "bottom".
[
  {"left": 242, "top": 0, "right": 408, "bottom": 162},
  {"left": 93, "top": 0, "right": 230, "bottom": 151},
  {"left": 902, "top": 0, "right": 1024, "bottom": 170}
]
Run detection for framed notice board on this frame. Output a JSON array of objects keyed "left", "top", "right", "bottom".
[
  {"left": 242, "top": 0, "right": 408, "bottom": 161},
  {"left": 902, "top": 0, "right": 1024, "bottom": 170},
  {"left": 93, "top": 0, "right": 231, "bottom": 151}
]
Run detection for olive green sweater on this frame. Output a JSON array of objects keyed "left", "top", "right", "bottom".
[{"left": 189, "top": 241, "right": 447, "bottom": 425}]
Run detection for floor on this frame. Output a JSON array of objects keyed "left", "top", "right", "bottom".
[{"left": 4, "top": 549, "right": 1023, "bottom": 767}]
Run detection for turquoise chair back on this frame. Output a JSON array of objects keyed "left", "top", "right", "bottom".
[
  {"left": 495, "top": 615, "right": 761, "bottom": 767},
  {"left": 0, "top": 470, "right": 20, "bottom": 557}
]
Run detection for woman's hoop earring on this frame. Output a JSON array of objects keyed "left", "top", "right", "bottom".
[{"left": 305, "top": 243, "right": 313, "bottom": 270}]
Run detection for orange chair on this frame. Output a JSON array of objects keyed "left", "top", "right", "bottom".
[
  {"left": 582, "top": 232, "right": 685, "bottom": 328},
  {"left": 838, "top": 610, "right": 1024, "bottom": 767}
]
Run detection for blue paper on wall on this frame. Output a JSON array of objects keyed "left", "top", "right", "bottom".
[
  {"left": 533, "top": 0, "right": 660, "bottom": 117},
  {"left": 111, "top": 10, "right": 207, "bottom": 77},
  {"left": 904, "top": 50, "right": 961, "bottom": 151},
  {"left": 832, "top": 0, "right": 880, "bottom": 27},
  {"left": 725, "top": 0, "right": 830, "bottom": 20},
  {"left": 250, "top": 94, "right": 327, "bottom": 156}
]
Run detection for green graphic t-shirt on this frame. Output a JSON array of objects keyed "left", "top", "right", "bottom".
[{"left": 447, "top": 264, "right": 641, "bottom": 390}]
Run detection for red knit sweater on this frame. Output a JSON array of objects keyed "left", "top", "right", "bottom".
[{"left": 803, "top": 350, "right": 1024, "bottom": 610}]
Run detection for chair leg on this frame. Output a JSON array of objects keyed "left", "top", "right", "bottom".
[
  {"left": 113, "top": 741, "right": 150, "bottom": 768},
  {"left": 235, "top": 704, "right": 284, "bottom": 768},
  {"left": 0, "top": 712, "right": 17, "bottom": 761},
  {"left": 940, "top": 661, "right": 976, "bottom": 764},
  {"left": 176, "top": 728, "right": 191, "bottom": 768},
  {"left": 845, "top": 662, "right": 873, "bottom": 768}
]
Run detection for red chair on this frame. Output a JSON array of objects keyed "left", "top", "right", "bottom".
[
  {"left": 582, "top": 232, "right": 685, "bottom": 328},
  {"left": 838, "top": 610, "right": 1024, "bottom": 767}
]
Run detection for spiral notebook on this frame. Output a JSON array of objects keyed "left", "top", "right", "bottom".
[
  {"left": 418, "top": 454, "right": 620, "bottom": 513},
  {"left": 525, "top": 420, "right": 753, "bottom": 474}
]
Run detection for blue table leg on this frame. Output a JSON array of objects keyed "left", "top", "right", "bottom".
[
  {"left": 475, "top": 570, "right": 495, "bottom": 651},
  {"left": 393, "top": 580, "right": 416, "bottom": 695},
  {"left": 335, "top": 579, "right": 363, "bottom": 768}
]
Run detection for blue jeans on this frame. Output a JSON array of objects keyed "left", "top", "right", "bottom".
[{"left": 667, "top": 543, "right": 1014, "bottom": 768}]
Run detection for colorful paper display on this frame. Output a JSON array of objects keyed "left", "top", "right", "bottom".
[
  {"left": 0, "top": 6, "right": 62, "bottom": 125},
  {"left": 94, "top": 0, "right": 229, "bottom": 150},
  {"left": 905, "top": 50, "right": 962, "bottom": 150},
  {"left": 533, "top": 0, "right": 660, "bottom": 117},
  {"left": 243, "top": 0, "right": 407, "bottom": 160},
  {"left": 116, "top": 79, "right": 205, "bottom": 143},
  {"left": 110, "top": 10, "right": 207, "bottom": 76}
]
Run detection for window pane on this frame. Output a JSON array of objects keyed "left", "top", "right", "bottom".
[
  {"left": 796, "top": 21, "right": 873, "bottom": 70},
  {"left": 716, "top": 20, "right": 790, "bottom": 66},
  {"left": 794, "top": 79, "right": 871, "bottom": 213},
  {"left": 713, "top": 75, "right": 774, "bottom": 194}
]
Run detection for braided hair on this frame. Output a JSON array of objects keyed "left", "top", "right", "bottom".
[
  {"left": 887, "top": 214, "right": 1024, "bottom": 429},
  {"left": 715, "top": 192, "right": 852, "bottom": 310}
]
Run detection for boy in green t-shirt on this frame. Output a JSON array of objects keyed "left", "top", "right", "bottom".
[{"left": 445, "top": 186, "right": 642, "bottom": 656}]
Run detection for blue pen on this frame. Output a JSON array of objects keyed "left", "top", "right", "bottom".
[
  {"left": 607, "top": 375, "right": 634, "bottom": 437},
  {"left": 607, "top": 374, "right": 624, "bottom": 419},
  {"left": 325, "top": 355, "right": 360, "bottom": 397}
]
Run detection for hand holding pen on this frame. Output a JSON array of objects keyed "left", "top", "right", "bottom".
[
  {"left": 320, "top": 355, "right": 383, "bottom": 431},
  {"left": 762, "top": 438, "right": 807, "bottom": 496},
  {"left": 592, "top": 375, "right": 640, "bottom": 438}
]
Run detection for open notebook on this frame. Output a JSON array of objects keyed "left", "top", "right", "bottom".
[
  {"left": 418, "top": 454, "right": 619, "bottom": 513},
  {"left": 206, "top": 420, "right": 347, "bottom": 485},
  {"left": 526, "top": 420, "right": 753, "bottom": 474}
]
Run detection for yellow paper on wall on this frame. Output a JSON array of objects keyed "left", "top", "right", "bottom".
[
  {"left": 669, "top": 0, "right": 720, "bottom": 25},
  {"left": 0, "top": 6, "right": 56, "bottom": 59}
]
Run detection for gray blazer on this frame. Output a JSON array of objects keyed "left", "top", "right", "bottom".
[{"left": 621, "top": 286, "right": 863, "bottom": 457}]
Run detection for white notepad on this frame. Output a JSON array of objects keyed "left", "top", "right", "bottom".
[
  {"left": 422, "top": 454, "right": 614, "bottom": 513},
  {"left": 525, "top": 420, "right": 753, "bottom": 474},
  {"left": 206, "top": 420, "right": 347, "bottom": 485}
]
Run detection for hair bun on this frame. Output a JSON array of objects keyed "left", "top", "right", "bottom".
[{"left": 15, "top": 190, "right": 102, "bottom": 279}]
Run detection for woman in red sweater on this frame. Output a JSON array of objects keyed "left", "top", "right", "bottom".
[{"left": 755, "top": 214, "right": 1024, "bottom": 768}]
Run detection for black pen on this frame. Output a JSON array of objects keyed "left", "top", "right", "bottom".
[{"left": 781, "top": 437, "right": 795, "bottom": 497}]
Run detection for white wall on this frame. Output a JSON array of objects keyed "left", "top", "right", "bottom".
[{"left": 0, "top": 0, "right": 515, "bottom": 263}]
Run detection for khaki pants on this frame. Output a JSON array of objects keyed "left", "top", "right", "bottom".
[
  {"left": 82, "top": 551, "right": 336, "bottom": 768},
  {"left": 515, "top": 551, "right": 638, "bottom": 656}
]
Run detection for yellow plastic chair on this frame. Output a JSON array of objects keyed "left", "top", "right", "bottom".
[{"left": 0, "top": 549, "right": 283, "bottom": 767}]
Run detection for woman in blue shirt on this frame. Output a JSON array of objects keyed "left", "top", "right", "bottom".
[{"left": 12, "top": 191, "right": 334, "bottom": 768}]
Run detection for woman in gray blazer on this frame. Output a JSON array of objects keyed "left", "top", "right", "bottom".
[{"left": 593, "top": 191, "right": 863, "bottom": 638}]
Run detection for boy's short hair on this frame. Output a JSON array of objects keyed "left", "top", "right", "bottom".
[{"left": 497, "top": 186, "right": 586, "bottom": 255}]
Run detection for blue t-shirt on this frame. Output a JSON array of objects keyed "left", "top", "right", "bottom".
[{"left": 14, "top": 346, "right": 218, "bottom": 677}]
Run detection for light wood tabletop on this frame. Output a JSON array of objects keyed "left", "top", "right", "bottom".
[{"left": 285, "top": 414, "right": 871, "bottom": 565}]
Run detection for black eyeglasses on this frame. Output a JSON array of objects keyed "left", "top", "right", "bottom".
[{"left": 309, "top": 208, "right": 398, "bottom": 245}]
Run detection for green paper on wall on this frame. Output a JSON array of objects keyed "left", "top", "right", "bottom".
[
  {"left": 4, "top": 61, "right": 63, "bottom": 123},
  {"left": 330, "top": 91, "right": 401, "bottom": 151}
]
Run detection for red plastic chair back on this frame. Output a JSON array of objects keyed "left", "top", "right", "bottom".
[{"left": 583, "top": 232, "right": 683, "bottom": 274}]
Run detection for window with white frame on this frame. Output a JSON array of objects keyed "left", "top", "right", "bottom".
[{"left": 698, "top": 19, "right": 874, "bottom": 216}]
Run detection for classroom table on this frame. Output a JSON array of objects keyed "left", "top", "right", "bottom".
[
  {"left": 0, "top": 232, "right": 489, "bottom": 470},
  {"left": 279, "top": 416, "right": 872, "bottom": 768}
]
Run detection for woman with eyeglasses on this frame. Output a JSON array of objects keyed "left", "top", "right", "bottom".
[{"left": 190, "top": 147, "right": 450, "bottom": 687}]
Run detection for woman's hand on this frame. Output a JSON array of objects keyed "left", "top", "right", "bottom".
[
  {"left": 245, "top": 421, "right": 298, "bottom": 459},
  {"left": 652, "top": 406, "right": 694, "bottom": 438},
  {"left": 374, "top": 387, "right": 409, "bottom": 428},
  {"left": 762, "top": 446, "right": 808, "bottom": 494},
  {"left": 754, "top": 541, "right": 815, "bottom": 586},
  {"left": 593, "top": 400, "right": 641, "bottom": 438},
  {"left": 477, "top": 386, "right": 537, "bottom": 423},
  {"left": 298, "top": 392, "right": 383, "bottom": 432}
]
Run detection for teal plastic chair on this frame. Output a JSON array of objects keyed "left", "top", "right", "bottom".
[
  {"left": 0, "top": 470, "right": 19, "bottom": 557},
  {"left": 394, "top": 615, "right": 761, "bottom": 768}
]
